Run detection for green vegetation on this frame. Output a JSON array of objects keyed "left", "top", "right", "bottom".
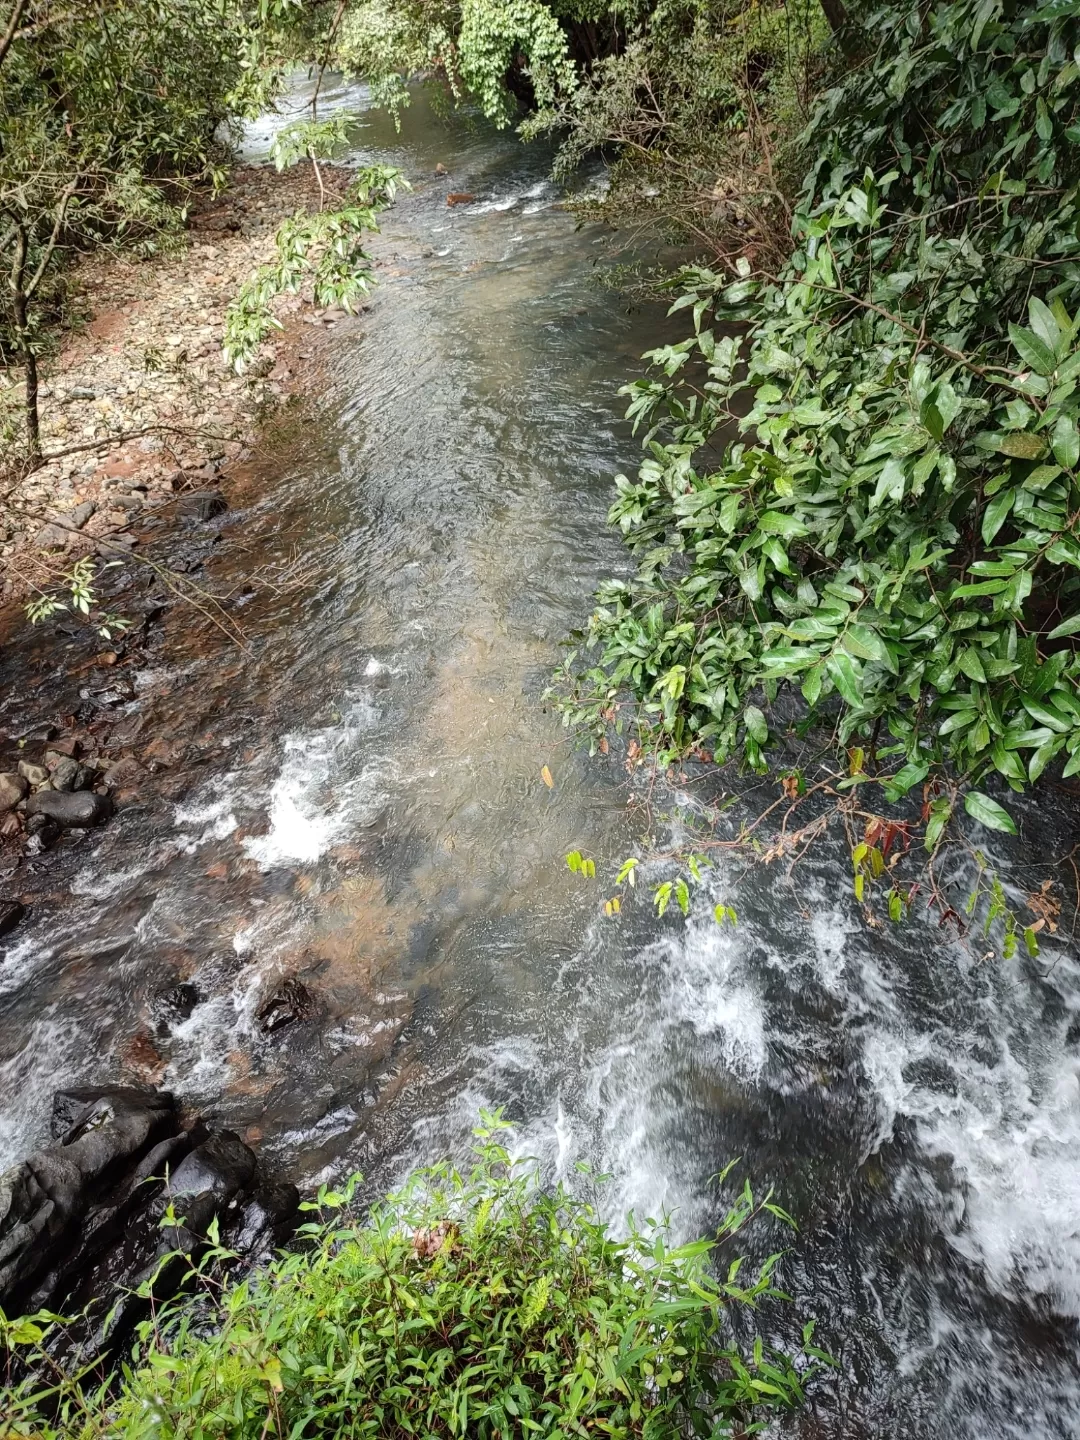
[
  {"left": 0, "top": 1, "right": 403, "bottom": 457},
  {"left": 222, "top": 159, "right": 406, "bottom": 371},
  {"left": 0, "top": 1116, "right": 826, "bottom": 1438},
  {"left": 548, "top": 0, "right": 1080, "bottom": 944}
]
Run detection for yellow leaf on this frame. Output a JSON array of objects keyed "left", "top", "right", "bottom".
[{"left": 541, "top": 764, "right": 554, "bottom": 789}]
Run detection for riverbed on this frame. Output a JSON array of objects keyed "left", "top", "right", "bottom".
[{"left": 2, "top": 75, "right": 1080, "bottom": 1439}]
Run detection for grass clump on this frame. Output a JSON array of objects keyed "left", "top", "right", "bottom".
[{"left": 0, "top": 1114, "right": 825, "bottom": 1439}]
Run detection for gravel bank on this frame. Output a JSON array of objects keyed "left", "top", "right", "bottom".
[{"left": 1, "top": 163, "right": 356, "bottom": 601}]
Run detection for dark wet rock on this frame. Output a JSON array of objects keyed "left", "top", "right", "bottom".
[
  {"left": 27, "top": 790, "right": 113, "bottom": 828},
  {"left": 0, "top": 772, "right": 27, "bottom": 812},
  {"left": 171, "top": 1130, "right": 256, "bottom": 1203},
  {"left": 2, "top": 1086, "right": 293, "bottom": 1363},
  {"left": 227, "top": 1183, "right": 300, "bottom": 1258},
  {"left": 152, "top": 981, "right": 200, "bottom": 1027},
  {"left": 0, "top": 900, "right": 26, "bottom": 938},
  {"left": 24, "top": 814, "right": 60, "bottom": 852},
  {"left": 50, "top": 1085, "right": 169, "bottom": 1142},
  {"left": 177, "top": 489, "right": 227, "bottom": 521},
  {"left": 0, "top": 1088, "right": 174, "bottom": 1306},
  {"left": 17, "top": 761, "right": 48, "bottom": 787},
  {"left": 258, "top": 976, "right": 317, "bottom": 1033},
  {"left": 49, "top": 756, "right": 88, "bottom": 792}
]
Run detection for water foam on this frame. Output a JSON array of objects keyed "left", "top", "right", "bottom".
[{"left": 243, "top": 689, "right": 388, "bottom": 869}]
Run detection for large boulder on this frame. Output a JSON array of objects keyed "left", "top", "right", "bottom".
[
  {"left": 1, "top": 1085, "right": 296, "bottom": 1364},
  {"left": 26, "top": 790, "right": 113, "bottom": 828},
  {"left": 0, "top": 1088, "right": 174, "bottom": 1307}
]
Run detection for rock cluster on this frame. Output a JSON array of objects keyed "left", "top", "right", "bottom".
[
  {"left": 0, "top": 1085, "right": 298, "bottom": 1360},
  {"left": 0, "top": 734, "right": 119, "bottom": 859}
]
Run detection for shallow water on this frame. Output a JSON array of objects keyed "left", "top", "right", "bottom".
[{"left": 3, "top": 75, "right": 1080, "bottom": 1438}]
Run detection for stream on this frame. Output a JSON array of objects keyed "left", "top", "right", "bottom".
[{"left": 3, "top": 76, "right": 1080, "bottom": 1438}]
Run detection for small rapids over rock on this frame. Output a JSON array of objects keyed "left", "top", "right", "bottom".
[{"left": 2, "top": 74, "right": 1080, "bottom": 1438}]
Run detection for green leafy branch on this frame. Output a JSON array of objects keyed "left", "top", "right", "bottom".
[{"left": 222, "top": 165, "right": 407, "bottom": 372}]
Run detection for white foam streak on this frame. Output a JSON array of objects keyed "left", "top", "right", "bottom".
[{"left": 243, "top": 690, "right": 387, "bottom": 870}]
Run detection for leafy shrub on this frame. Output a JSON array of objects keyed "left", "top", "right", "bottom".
[
  {"left": 560, "top": 0, "right": 1080, "bottom": 832},
  {"left": 0, "top": 1116, "right": 823, "bottom": 1438},
  {"left": 337, "top": 0, "right": 578, "bottom": 126},
  {"left": 223, "top": 162, "right": 407, "bottom": 372},
  {"left": 528, "top": 0, "right": 827, "bottom": 267}
]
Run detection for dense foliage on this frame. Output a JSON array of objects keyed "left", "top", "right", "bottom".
[
  {"left": 0, "top": 0, "right": 369, "bottom": 458},
  {"left": 338, "top": 0, "right": 579, "bottom": 125},
  {"left": 0, "top": 1118, "right": 824, "bottom": 1438},
  {"left": 561, "top": 0, "right": 1080, "bottom": 840},
  {"left": 527, "top": 0, "right": 825, "bottom": 265}
]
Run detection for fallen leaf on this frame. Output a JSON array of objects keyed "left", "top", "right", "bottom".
[{"left": 541, "top": 764, "right": 554, "bottom": 789}]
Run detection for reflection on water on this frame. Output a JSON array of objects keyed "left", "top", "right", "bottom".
[{"left": 2, "top": 74, "right": 1080, "bottom": 1440}]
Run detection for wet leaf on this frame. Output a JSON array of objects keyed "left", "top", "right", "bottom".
[{"left": 963, "top": 790, "right": 1018, "bottom": 834}]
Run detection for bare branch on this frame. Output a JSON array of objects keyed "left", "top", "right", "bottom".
[{"left": 0, "top": 0, "right": 29, "bottom": 72}]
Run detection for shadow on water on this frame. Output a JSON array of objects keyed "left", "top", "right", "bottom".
[{"left": 2, "top": 73, "right": 1080, "bottom": 1439}]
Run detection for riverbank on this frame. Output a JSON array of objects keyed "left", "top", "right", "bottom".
[{"left": 1, "top": 161, "right": 358, "bottom": 605}]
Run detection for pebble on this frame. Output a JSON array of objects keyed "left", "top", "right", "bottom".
[{"left": 0, "top": 773, "right": 28, "bottom": 812}]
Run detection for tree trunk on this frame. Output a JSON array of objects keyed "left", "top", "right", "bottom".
[
  {"left": 19, "top": 322, "right": 41, "bottom": 462},
  {"left": 9, "top": 223, "right": 41, "bottom": 463},
  {"left": 819, "top": 0, "right": 848, "bottom": 34}
]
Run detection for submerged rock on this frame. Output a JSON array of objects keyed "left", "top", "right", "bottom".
[
  {"left": 152, "top": 981, "right": 200, "bottom": 1027},
  {"left": 257, "top": 976, "right": 317, "bottom": 1033},
  {"left": 176, "top": 489, "right": 227, "bottom": 521},
  {"left": 26, "top": 790, "right": 113, "bottom": 828},
  {"left": 0, "top": 901, "right": 26, "bottom": 938}
]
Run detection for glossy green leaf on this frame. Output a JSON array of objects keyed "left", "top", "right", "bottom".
[{"left": 963, "top": 791, "right": 1018, "bottom": 834}]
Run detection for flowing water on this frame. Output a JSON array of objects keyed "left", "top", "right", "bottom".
[{"left": 3, "top": 76, "right": 1080, "bottom": 1438}]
